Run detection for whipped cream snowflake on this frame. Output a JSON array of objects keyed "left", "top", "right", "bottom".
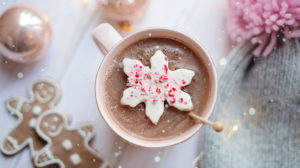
[{"left": 121, "top": 50, "right": 195, "bottom": 124}]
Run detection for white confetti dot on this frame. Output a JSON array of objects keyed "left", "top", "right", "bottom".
[
  {"left": 154, "top": 156, "right": 160, "bottom": 162},
  {"left": 92, "top": 158, "right": 96, "bottom": 163},
  {"left": 118, "top": 165, "right": 122, "bottom": 168},
  {"left": 219, "top": 58, "right": 227, "bottom": 66},
  {"left": 148, "top": 33, "right": 152, "bottom": 37},
  {"left": 233, "top": 125, "right": 239, "bottom": 131},
  {"left": 249, "top": 107, "right": 256, "bottom": 115},
  {"left": 114, "top": 151, "right": 122, "bottom": 157},
  {"left": 4, "top": 60, "right": 8, "bottom": 64},
  {"left": 162, "top": 129, "right": 166, "bottom": 133},
  {"left": 281, "top": 38, "right": 286, "bottom": 42},
  {"left": 155, "top": 45, "right": 159, "bottom": 49},
  {"left": 2, "top": 2, "right": 6, "bottom": 5},
  {"left": 41, "top": 68, "right": 45, "bottom": 72},
  {"left": 167, "top": 120, "right": 170, "bottom": 123},
  {"left": 17, "top": 72, "right": 24, "bottom": 79}
]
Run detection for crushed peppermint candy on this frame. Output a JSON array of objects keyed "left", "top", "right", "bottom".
[{"left": 121, "top": 50, "right": 195, "bottom": 124}]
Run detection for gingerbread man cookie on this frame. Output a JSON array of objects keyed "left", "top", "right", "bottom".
[
  {"left": 34, "top": 111, "right": 112, "bottom": 168},
  {"left": 1, "top": 78, "right": 61, "bottom": 157}
]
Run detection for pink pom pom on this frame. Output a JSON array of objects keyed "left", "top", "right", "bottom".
[{"left": 227, "top": 0, "right": 300, "bottom": 57}]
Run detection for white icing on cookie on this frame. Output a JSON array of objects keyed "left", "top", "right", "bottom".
[
  {"left": 44, "top": 148, "right": 54, "bottom": 160},
  {"left": 50, "top": 125, "right": 56, "bottom": 131},
  {"left": 62, "top": 139, "right": 73, "bottom": 151},
  {"left": 52, "top": 116, "right": 59, "bottom": 122},
  {"left": 70, "top": 153, "right": 81, "bottom": 166},
  {"left": 43, "top": 122, "right": 49, "bottom": 127},
  {"left": 29, "top": 118, "right": 37, "bottom": 128},
  {"left": 32, "top": 105, "right": 42, "bottom": 116},
  {"left": 6, "top": 136, "right": 19, "bottom": 149},
  {"left": 34, "top": 92, "right": 52, "bottom": 103},
  {"left": 48, "top": 125, "right": 63, "bottom": 137},
  {"left": 77, "top": 129, "right": 92, "bottom": 139},
  {"left": 121, "top": 50, "right": 195, "bottom": 124}
]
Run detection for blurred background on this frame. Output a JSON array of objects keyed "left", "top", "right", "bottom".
[{"left": 0, "top": 0, "right": 231, "bottom": 167}]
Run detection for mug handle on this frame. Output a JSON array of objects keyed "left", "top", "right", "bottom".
[{"left": 92, "top": 23, "right": 122, "bottom": 55}]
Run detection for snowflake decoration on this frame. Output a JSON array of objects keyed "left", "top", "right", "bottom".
[{"left": 121, "top": 50, "right": 195, "bottom": 124}]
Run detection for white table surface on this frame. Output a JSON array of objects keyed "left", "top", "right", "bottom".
[{"left": 0, "top": 0, "right": 231, "bottom": 167}]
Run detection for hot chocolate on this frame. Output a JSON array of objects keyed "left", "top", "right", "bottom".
[{"left": 103, "top": 38, "right": 211, "bottom": 140}]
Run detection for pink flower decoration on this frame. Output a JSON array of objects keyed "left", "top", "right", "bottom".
[{"left": 227, "top": 0, "right": 300, "bottom": 57}]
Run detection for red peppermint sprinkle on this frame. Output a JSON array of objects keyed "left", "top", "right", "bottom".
[
  {"left": 170, "top": 98, "right": 176, "bottom": 103},
  {"left": 180, "top": 98, "right": 183, "bottom": 103},
  {"left": 153, "top": 99, "right": 158, "bottom": 103},
  {"left": 164, "top": 83, "right": 169, "bottom": 88},
  {"left": 139, "top": 82, "right": 143, "bottom": 86},
  {"left": 135, "top": 79, "right": 139, "bottom": 84},
  {"left": 172, "top": 87, "right": 176, "bottom": 91},
  {"left": 135, "top": 72, "right": 139, "bottom": 77},
  {"left": 164, "top": 65, "right": 168, "bottom": 74},
  {"left": 141, "top": 88, "right": 146, "bottom": 92},
  {"left": 164, "top": 57, "right": 168, "bottom": 61},
  {"left": 168, "top": 89, "right": 174, "bottom": 97},
  {"left": 139, "top": 66, "right": 143, "bottom": 69},
  {"left": 156, "top": 88, "right": 161, "bottom": 94},
  {"left": 182, "top": 80, "right": 186, "bottom": 84},
  {"left": 184, "top": 101, "right": 187, "bottom": 104},
  {"left": 159, "top": 75, "right": 168, "bottom": 83}
]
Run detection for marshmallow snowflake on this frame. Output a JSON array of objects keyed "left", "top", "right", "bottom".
[{"left": 121, "top": 50, "right": 195, "bottom": 124}]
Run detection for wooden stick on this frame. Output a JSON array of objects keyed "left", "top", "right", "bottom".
[{"left": 188, "top": 112, "right": 224, "bottom": 132}]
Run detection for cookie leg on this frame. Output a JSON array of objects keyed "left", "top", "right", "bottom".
[
  {"left": 1, "top": 136, "right": 21, "bottom": 155},
  {"left": 1, "top": 125, "right": 30, "bottom": 155}
]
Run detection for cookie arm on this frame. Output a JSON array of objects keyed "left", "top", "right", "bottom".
[
  {"left": 1, "top": 125, "right": 29, "bottom": 155},
  {"left": 77, "top": 123, "right": 95, "bottom": 140},
  {"left": 6, "top": 97, "right": 23, "bottom": 117}
]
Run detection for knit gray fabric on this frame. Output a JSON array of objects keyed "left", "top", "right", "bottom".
[{"left": 196, "top": 39, "right": 300, "bottom": 168}]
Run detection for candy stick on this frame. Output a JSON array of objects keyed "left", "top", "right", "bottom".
[{"left": 188, "top": 112, "right": 224, "bottom": 132}]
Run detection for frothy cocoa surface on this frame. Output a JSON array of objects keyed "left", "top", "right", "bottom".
[{"left": 104, "top": 38, "right": 210, "bottom": 140}]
